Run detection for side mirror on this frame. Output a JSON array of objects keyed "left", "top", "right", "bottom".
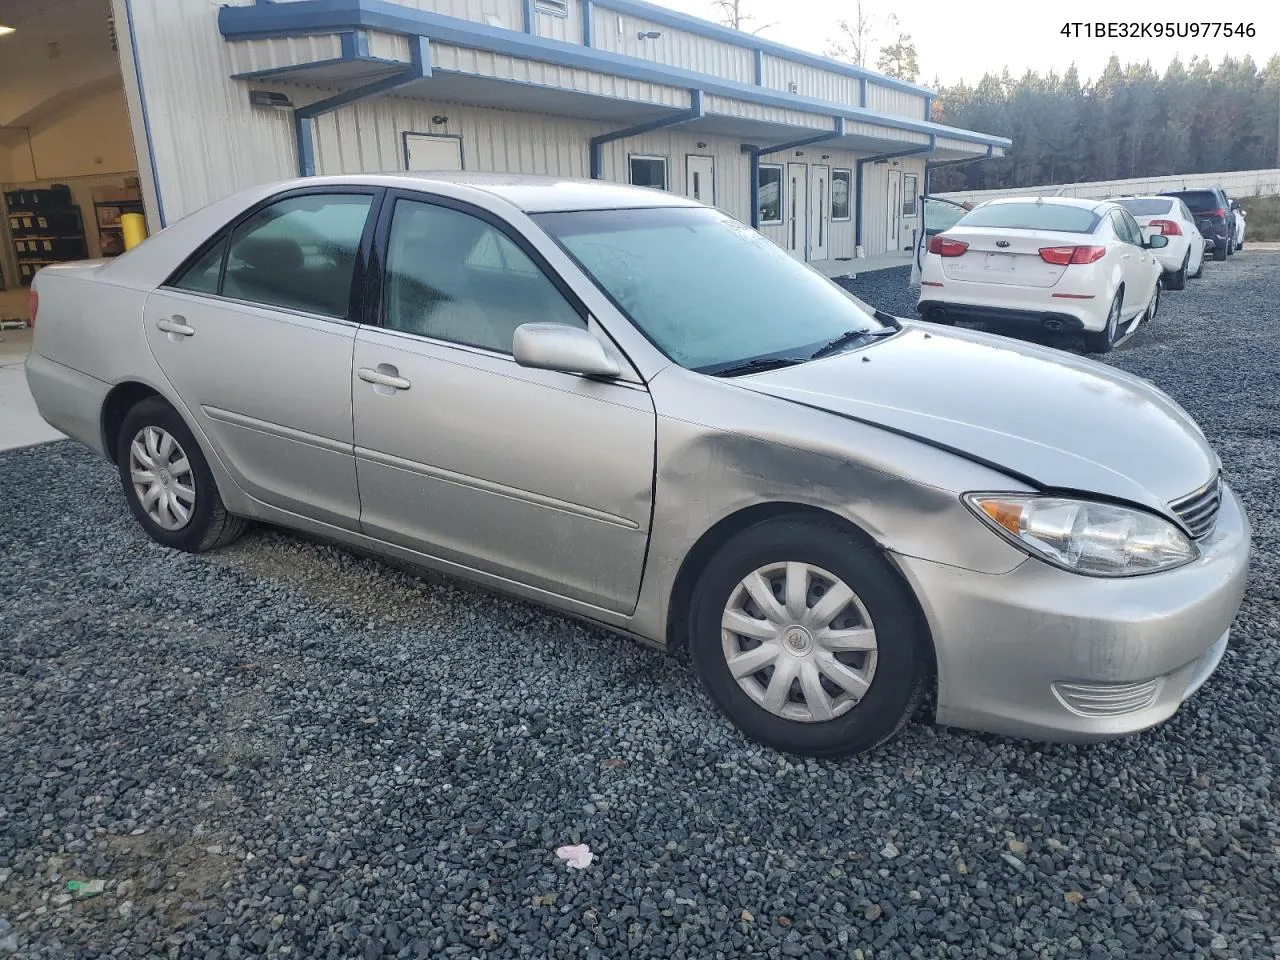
[
  {"left": 1145, "top": 234, "right": 1169, "bottom": 249},
  {"left": 513, "top": 322, "right": 620, "bottom": 378}
]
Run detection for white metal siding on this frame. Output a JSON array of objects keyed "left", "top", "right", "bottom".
[
  {"left": 846, "top": 121, "right": 928, "bottom": 145},
  {"left": 367, "top": 30, "right": 414, "bottom": 63},
  {"left": 704, "top": 95, "right": 831, "bottom": 132},
  {"left": 865, "top": 83, "right": 926, "bottom": 121},
  {"left": 273, "top": 0, "right": 527, "bottom": 31},
  {"left": 591, "top": 8, "right": 752, "bottom": 82},
  {"left": 121, "top": 0, "right": 300, "bottom": 224},
  {"left": 758, "top": 55, "right": 857, "bottom": 106},
  {"left": 431, "top": 43, "right": 689, "bottom": 107},
  {"left": 226, "top": 35, "right": 344, "bottom": 76},
  {"left": 312, "top": 97, "right": 604, "bottom": 178},
  {"left": 934, "top": 136, "right": 988, "bottom": 154},
  {"left": 534, "top": 0, "right": 582, "bottom": 43}
]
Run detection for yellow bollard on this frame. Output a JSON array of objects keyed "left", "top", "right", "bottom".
[{"left": 120, "top": 212, "right": 147, "bottom": 251}]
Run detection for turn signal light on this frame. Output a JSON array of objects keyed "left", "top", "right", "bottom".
[
  {"left": 928, "top": 235, "right": 969, "bottom": 257},
  {"left": 1038, "top": 245, "right": 1107, "bottom": 266},
  {"left": 1148, "top": 219, "right": 1182, "bottom": 236}
]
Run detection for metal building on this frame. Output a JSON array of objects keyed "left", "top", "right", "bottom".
[{"left": 4, "top": 0, "right": 1010, "bottom": 284}]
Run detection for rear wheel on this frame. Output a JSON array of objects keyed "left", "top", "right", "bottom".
[
  {"left": 1085, "top": 291, "right": 1122, "bottom": 354},
  {"left": 688, "top": 515, "right": 930, "bottom": 758},
  {"left": 1166, "top": 253, "right": 1188, "bottom": 291},
  {"left": 116, "top": 398, "right": 247, "bottom": 552},
  {"left": 1191, "top": 251, "right": 1204, "bottom": 278},
  {"left": 1213, "top": 239, "right": 1228, "bottom": 262}
]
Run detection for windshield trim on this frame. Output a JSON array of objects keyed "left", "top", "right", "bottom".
[{"left": 532, "top": 206, "right": 890, "bottom": 374}]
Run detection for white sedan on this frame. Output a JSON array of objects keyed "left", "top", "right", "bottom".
[
  {"left": 1117, "top": 195, "right": 1204, "bottom": 290},
  {"left": 917, "top": 196, "right": 1168, "bottom": 353}
]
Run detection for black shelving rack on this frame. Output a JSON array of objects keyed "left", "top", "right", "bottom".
[{"left": 6, "top": 185, "right": 89, "bottom": 286}]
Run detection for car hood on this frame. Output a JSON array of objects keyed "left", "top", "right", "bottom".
[{"left": 733, "top": 323, "right": 1218, "bottom": 512}]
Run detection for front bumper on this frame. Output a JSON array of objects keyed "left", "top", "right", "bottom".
[{"left": 894, "top": 482, "right": 1251, "bottom": 742}]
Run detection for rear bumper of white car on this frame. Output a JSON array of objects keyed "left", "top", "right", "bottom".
[
  {"left": 917, "top": 283, "right": 1113, "bottom": 332},
  {"left": 896, "top": 482, "right": 1250, "bottom": 743}
]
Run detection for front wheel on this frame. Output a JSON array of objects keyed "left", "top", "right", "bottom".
[
  {"left": 116, "top": 398, "right": 247, "bottom": 552},
  {"left": 687, "top": 516, "right": 930, "bottom": 758},
  {"left": 1145, "top": 280, "right": 1160, "bottom": 322}
]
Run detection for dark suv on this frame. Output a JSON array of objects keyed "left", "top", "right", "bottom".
[{"left": 1159, "top": 187, "right": 1235, "bottom": 261}]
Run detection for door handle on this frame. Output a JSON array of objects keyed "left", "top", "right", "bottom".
[
  {"left": 358, "top": 366, "right": 411, "bottom": 391},
  {"left": 156, "top": 316, "right": 195, "bottom": 337}
]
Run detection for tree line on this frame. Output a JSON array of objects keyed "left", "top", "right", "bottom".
[{"left": 929, "top": 56, "right": 1280, "bottom": 192}]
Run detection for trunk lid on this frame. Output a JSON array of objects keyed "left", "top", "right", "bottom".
[{"left": 935, "top": 227, "right": 1080, "bottom": 288}]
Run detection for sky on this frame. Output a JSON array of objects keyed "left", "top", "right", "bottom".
[{"left": 649, "top": 0, "right": 1280, "bottom": 86}]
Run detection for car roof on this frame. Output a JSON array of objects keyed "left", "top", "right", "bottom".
[{"left": 278, "top": 172, "right": 702, "bottom": 213}]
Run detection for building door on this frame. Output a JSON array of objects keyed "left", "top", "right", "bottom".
[
  {"left": 886, "top": 168, "right": 901, "bottom": 251},
  {"left": 809, "top": 164, "right": 830, "bottom": 261},
  {"left": 404, "top": 133, "right": 463, "bottom": 171},
  {"left": 787, "top": 163, "right": 808, "bottom": 261},
  {"left": 685, "top": 155, "right": 715, "bottom": 205}
]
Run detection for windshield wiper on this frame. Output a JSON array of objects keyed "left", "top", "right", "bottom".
[
  {"left": 809, "top": 326, "right": 896, "bottom": 360},
  {"left": 708, "top": 356, "right": 809, "bottom": 377}
]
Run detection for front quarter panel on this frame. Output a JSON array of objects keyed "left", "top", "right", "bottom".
[{"left": 630, "top": 365, "right": 1032, "bottom": 643}]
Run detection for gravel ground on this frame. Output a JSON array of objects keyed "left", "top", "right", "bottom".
[{"left": 2, "top": 252, "right": 1278, "bottom": 960}]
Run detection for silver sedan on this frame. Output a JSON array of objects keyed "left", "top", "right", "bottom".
[{"left": 26, "top": 174, "right": 1250, "bottom": 757}]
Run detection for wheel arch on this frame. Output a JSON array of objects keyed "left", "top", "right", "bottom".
[
  {"left": 664, "top": 502, "right": 937, "bottom": 692},
  {"left": 100, "top": 381, "right": 166, "bottom": 463}
]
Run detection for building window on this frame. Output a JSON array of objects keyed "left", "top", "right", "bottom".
[
  {"left": 629, "top": 155, "right": 668, "bottom": 191},
  {"left": 831, "top": 169, "right": 851, "bottom": 221},
  {"left": 757, "top": 164, "right": 783, "bottom": 225},
  {"left": 902, "top": 173, "right": 919, "bottom": 216},
  {"left": 534, "top": 0, "right": 568, "bottom": 14}
]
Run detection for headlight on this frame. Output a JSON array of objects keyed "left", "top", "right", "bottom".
[{"left": 965, "top": 494, "right": 1197, "bottom": 577}]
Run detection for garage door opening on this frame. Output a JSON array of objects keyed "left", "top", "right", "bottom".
[{"left": 0, "top": 0, "right": 143, "bottom": 309}]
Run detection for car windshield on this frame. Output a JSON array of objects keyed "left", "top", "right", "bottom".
[
  {"left": 533, "top": 206, "right": 888, "bottom": 372},
  {"left": 957, "top": 202, "right": 1099, "bottom": 233},
  {"left": 1118, "top": 198, "right": 1174, "bottom": 217},
  {"left": 1165, "top": 191, "right": 1218, "bottom": 213}
]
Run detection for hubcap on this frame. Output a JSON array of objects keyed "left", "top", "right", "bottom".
[
  {"left": 721, "top": 561, "right": 878, "bottom": 723},
  {"left": 128, "top": 425, "right": 196, "bottom": 531}
]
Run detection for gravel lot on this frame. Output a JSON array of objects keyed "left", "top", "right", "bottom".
[{"left": 2, "top": 251, "right": 1278, "bottom": 959}]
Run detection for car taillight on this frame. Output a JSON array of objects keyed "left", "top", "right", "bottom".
[
  {"left": 1149, "top": 219, "right": 1181, "bottom": 236},
  {"left": 1210, "top": 208, "right": 1226, "bottom": 219},
  {"left": 1039, "top": 245, "right": 1107, "bottom": 265},
  {"left": 27, "top": 290, "right": 38, "bottom": 328},
  {"left": 928, "top": 235, "right": 968, "bottom": 257}
]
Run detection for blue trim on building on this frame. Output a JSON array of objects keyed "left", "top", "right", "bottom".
[
  {"left": 522, "top": 0, "right": 535, "bottom": 33},
  {"left": 217, "top": 1, "right": 1010, "bottom": 149},
  {"left": 582, "top": 0, "right": 592, "bottom": 46},
  {"left": 752, "top": 48, "right": 763, "bottom": 85},
  {"left": 589, "top": 90, "right": 704, "bottom": 179},
  {"left": 294, "top": 40, "right": 431, "bottom": 176},
  {"left": 123, "top": 0, "right": 166, "bottom": 227},
  {"left": 923, "top": 95, "right": 933, "bottom": 121},
  {"left": 858, "top": 77, "right": 867, "bottom": 108},
  {"left": 596, "top": 0, "right": 933, "bottom": 97},
  {"left": 339, "top": 29, "right": 371, "bottom": 57}
]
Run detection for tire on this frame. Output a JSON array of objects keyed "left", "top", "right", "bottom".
[
  {"left": 116, "top": 397, "right": 247, "bottom": 552},
  {"left": 1085, "top": 290, "right": 1122, "bottom": 354},
  {"left": 687, "top": 515, "right": 930, "bottom": 758},
  {"left": 1237, "top": 240, "right": 1244, "bottom": 251},
  {"left": 1191, "top": 252, "right": 1204, "bottom": 279},
  {"left": 1145, "top": 280, "right": 1160, "bottom": 322},
  {"left": 1166, "top": 254, "right": 1187, "bottom": 291},
  {"left": 1213, "top": 240, "right": 1228, "bottom": 262}
]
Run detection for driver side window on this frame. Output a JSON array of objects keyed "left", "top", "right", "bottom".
[{"left": 382, "top": 198, "right": 585, "bottom": 354}]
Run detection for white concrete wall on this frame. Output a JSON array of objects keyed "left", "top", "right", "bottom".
[{"left": 938, "top": 168, "right": 1280, "bottom": 203}]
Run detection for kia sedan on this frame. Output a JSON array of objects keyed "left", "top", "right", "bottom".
[
  {"left": 26, "top": 175, "right": 1249, "bottom": 757},
  {"left": 917, "top": 196, "right": 1167, "bottom": 353}
]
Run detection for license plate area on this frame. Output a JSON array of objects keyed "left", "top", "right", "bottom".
[{"left": 985, "top": 253, "right": 1016, "bottom": 272}]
